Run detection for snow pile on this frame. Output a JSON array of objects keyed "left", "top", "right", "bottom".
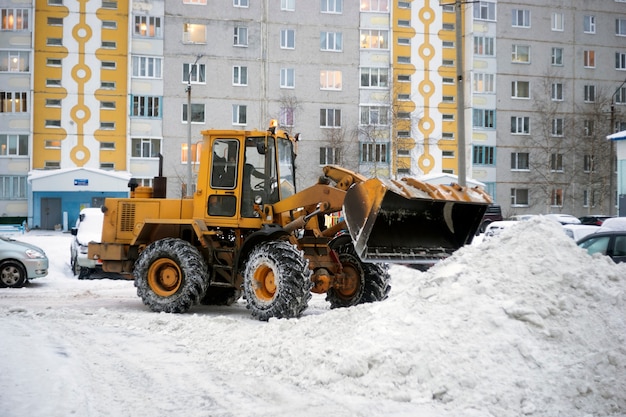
[{"left": 1, "top": 217, "right": 625, "bottom": 417}]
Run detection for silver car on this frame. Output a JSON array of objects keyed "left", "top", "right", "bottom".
[{"left": 0, "top": 235, "right": 49, "bottom": 288}]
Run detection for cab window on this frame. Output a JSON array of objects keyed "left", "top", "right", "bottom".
[{"left": 211, "top": 139, "right": 239, "bottom": 189}]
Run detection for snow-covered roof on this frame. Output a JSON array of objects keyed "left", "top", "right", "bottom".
[
  {"left": 28, "top": 167, "right": 132, "bottom": 192},
  {"left": 417, "top": 172, "right": 486, "bottom": 189},
  {"left": 607, "top": 130, "right": 626, "bottom": 141}
]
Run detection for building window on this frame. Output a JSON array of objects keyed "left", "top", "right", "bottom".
[
  {"left": 134, "top": 15, "right": 162, "bottom": 38},
  {"left": 234, "top": 0, "right": 249, "bottom": 7},
  {"left": 442, "top": 77, "right": 454, "bottom": 84},
  {"left": 280, "top": 107, "right": 294, "bottom": 127},
  {"left": 398, "top": 74, "right": 411, "bottom": 82},
  {"left": 360, "top": 0, "right": 389, "bottom": 12},
  {"left": 280, "top": 29, "right": 295, "bottom": 49},
  {"left": 0, "top": 134, "right": 28, "bottom": 156},
  {"left": 551, "top": 47, "right": 563, "bottom": 66},
  {"left": 102, "top": 2, "right": 117, "bottom": 9},
  {"left": 101, "top": 41, "right": 116, "bottom": 48},
  {"left": 552, "top": 13, "right": 564, "bottom": 31},
  {"left": 0, "top": 51, "right": 29, "bottom": 72},
  {"left": 281, "top": 0, "right": 295, "bottom": 11},
  {"left": 131, "top": 96, "right": 161, "bottom": 118},
  {"left": 511, "top": 81, "right": 530, "bottom": 99},
  {"left": 100, "top": 122, "right": 115, "bottom": 129},
  {"left": 133, "top": 56, "right": 163, "bottom": 79},
  {"left": 234, "top": 26, "right": 248, "bottom": 46},
  {"left": 45, "top": 119, "right": 61, "bottom": 127},
  {"left": 321, "top": 0, "right": 342, "bottom": 13},
  {"left": 550, "top": 153, "right": 563, "bottom": 172},
  {"left": 442, "top": 132, "right": 454, "bottom": 140},
  {"left": 181, "top": 143, "right": 202, "bottom": 164},
  {"left": 320, "top": 147, "right": 340, "bottom": 165},
  {"left": 232, "top": 104, "right": 247, "bottom": 125},
  {"left": 473, "top": 1, "right": 495, "bottom": 21},
  {"left": 183, "top": 23, "right": 206, "bottom": 44},
  {"left": 183, "top": 103, "right": 205, "bottom": 123},
  {"left": 183, "top": 62, "right": 205, "bottom": 83},
  {"left": 511, "top": 116, "right": 530, "bottom": 134},
  {"left": 102, "top": 20, "right": 117, "bottom": 29},
  {"left": 583, "top": 50, "right": 595, "bottom": 68},
  {"left": 442, "top": 41, "right": 453, "bottom": 48},
  {"left": 360, "top": 106, "right": 388, "bottom": 125},
  {"left": 442, "top": 23, "right": 455, "bottom": 31},
  {"left": 473, "top": 109, "right": 496, "bottom": 129},
  {"left": 47, "top": 38, "right": 62, "bottom": 46},
  {"left": 616, "top": 52, "right": 626, "bottom": 70},
  {"left": 398, "top": 20, "right": 410, "bottom": 27},
  {"left": 511, "top": 44, "right": 530, "bottom": 63},
  {"left": 584, "top": 155, "right": 595, "bottom": 172},
  {"left": 100, "top": 163, "right": 115, "bottom": 170},
  {"left": 511, "top": 152, "right": 529, "bottom": 170},
  {"left": 0, "top": 92, "right": 27, "bottom": 112},
  {"left": 280, "top": 68, "right": 295, "bottom": 88},
  {"left": 397, "top": 56, "right": 411, "bottom": 64},
  {"left": 46, "top": 79, "right": 61, "bottom": 87},
  {"left": 617, "top": 18, "right": 626, "bottom": 36},
  {"left": 473, "top": 146, "right": 495, "bottom": 165},
  {"left": 233, "top": 66, "right": 248, "bottom": 86},
  {"left": 320, "top": 108, "right": 341, "bottom": 128},
  {"left": 551, "top": 118, "right": 564, "bottom": 136},
  {"left": 46, "top": 58, "right": 61, "bottom": 67},
  {"left": 474, "top": 36, "right": 495, "bottom": 56},
  {"left": 443, "top": 59, "right": 454, "bottom": 66},
  {"left": 320, "top": 70, "right": 342, "bottom": 90},
  {"left": 183, "top": 0, "right": 207, "bottom": 4},
  {"left": 46, "top": 99, "right": 61, "bottom": 107},
  {"left": 583, "top": 190, "right": 596, "bottom": 208},
  {"left": 100, "top": 142, "right": 115, "bottom": 150},
  {"left": 584, "top": 15, "right": 596, "bottom": 34},
  {"left": 512, "top": 9, "right": 530, "bottom": 27},
  {"left": 360, "top": 67, "right": 389, "bottom": 88},
  {"left": 551, "top": 189, "right": 563, "bottom": 207},
  {"left": 361, "top": 143, "right": 388, "bottom": 163},
  {"left": 584, "top": 85, "right": 596, "bottom": 102},
  {"left": 100, "top": 101, "right": 116, "bottom": 109},
  {"left": 131, "top": 137, "right": 161, "bottom": 158},
  {"left": 551, "top": 83, "right": 563, "bottom": 101},
  {"left": 584, "top": 120, "right": 594, "bottom": 137},
  {"left": 511, "top": 188, "right": 529, "bottom": 206},
  {"left": 615, "top": 86, "right": 626, "bottom": 104},
  {"left": 1, "top": 9, "right": 29, "bottom": 30},
  {"left": 321, "top": 31, "right": 342, "bottom": 51},
  {"left": 101, "top": 81, "right": 115, "bottom": 89},
  {"left": 45, "top": 140, "right": 61, "bottom": 149},
  {"left": 48, "top": 17, "right": 62, "bottom": 26},
  {"left": 473, "top": 73, "right": 495, "bottom": 93},
  {"left": 0, "top": 175, "right": 27, "bottom": 199},
  {"left": 360, "top": 30, "right": 389, "bottom": 49}
]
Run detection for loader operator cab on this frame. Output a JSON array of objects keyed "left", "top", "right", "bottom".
[{"left": 207, "top": 122, "right": 297, "bottom": 219}]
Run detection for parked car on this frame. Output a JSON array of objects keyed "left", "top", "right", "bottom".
[
  {"left": 577, "top": 230, "right": 626, "bottom": 264},
  {"left": 509, "top": 214, "right": 537, "bottom": 221},
  {"left": 483, "top": 220, "right": 517, "bottom": 238},
  {"left": 479, "top": 204, "right": 503, "bottom": 233},
  {"left": 597, "top": 217, "right": 626, "bottom": 232},
  {"left": 544, "top": 214, "right": 581, "bottom": 225},
  {"left": 70, "top": 207, "right": 104, "bottom": 279},
  {"left": 579, "top": 215, "right": 612, "bottom": 226},
  {"left": 562, "top": 224, "right": 599, "bottom": 241},
  {"left": 0, "top": 235, "right": 48, "bottom": 288}
]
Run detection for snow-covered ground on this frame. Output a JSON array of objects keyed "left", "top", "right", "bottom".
[{"left": 1, "top": 217, "right": 625, "bottom": 417}]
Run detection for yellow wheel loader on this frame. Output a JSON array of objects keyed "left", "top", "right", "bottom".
[{"left": 88, "top": 121, "right": 491, "bottom": 320}]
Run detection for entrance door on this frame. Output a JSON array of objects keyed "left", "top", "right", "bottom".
[{"left": 41, "top": 198, "right": 62, "bottom": 230}]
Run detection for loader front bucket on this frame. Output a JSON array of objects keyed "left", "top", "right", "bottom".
[{"left": 343, "top": 177, "right": 491, "bottom": 263}]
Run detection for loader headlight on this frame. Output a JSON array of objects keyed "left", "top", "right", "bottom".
[{"left": 254, "top": 195, "right": 263, "bottom": 205}]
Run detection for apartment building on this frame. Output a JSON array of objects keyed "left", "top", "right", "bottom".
[
  {"left": 2, "top": 0, "right": 624, "bottom": 229},
  {"left": 471, "top": 0, "right": 626, "bottom": 217}
]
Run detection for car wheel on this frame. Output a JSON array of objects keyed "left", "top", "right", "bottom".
[{"left": 0, "top": 261, "right": 27, "bottom": 288}]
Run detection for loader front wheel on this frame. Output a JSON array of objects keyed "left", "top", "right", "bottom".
[
  {"left": 243, "top": 240, "right": 312, "bottom": 321},
  {"left": 134, "top": 238, "right": 208, "bottom": 313},
  {"left": 327, "top": 242, "right": 391, "bottom": 309}
]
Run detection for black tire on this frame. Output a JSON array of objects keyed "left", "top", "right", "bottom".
[
  {"left": 326, "top": 242, "right": 391, "bottom": 309},
  {"left": 78, "top": 267, "right": 90, "bottom": 280},
  {"left": 71, "top": 255, "right": 80, "bottom": 276},
  {"left": 0, "top": 261, "right": 27, "bottom": 288},
  {"left": 134, "top": 238, "right": 209, "bottom": 313},
  {"left": 200, "top": 287, "right": 242, "bottom": 306},
  {"left": 243, "top": 240, "right": 312, "bottom": 321}
]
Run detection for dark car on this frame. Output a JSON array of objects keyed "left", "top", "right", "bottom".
[
  {"left": 479, "top": 204, "right": 503, "bottom": 233},
  {"left": 578, "top": 215, "right": 612, "bottom": 226},
  {"left": 577, "top": 230, "right": 626, "bottom": 264}
]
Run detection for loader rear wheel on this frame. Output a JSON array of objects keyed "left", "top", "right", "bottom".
[
  {"left": 134, "top": 238, "right": 208, "bottom": 313},
  {"left": 243, "top": 240, "right": 312, "bottom": 321},
  {"left": 326, "top": 242, "right": 391, "bottom": 309}
]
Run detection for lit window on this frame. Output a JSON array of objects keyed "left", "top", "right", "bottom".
[{"left": 183, "top": 23, "right": 206, "bottom": 44}]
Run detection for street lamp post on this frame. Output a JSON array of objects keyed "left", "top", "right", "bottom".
[
  {"left": 455, "top": 0, "right": 466, "bottom": 187},
  {"left": 609, "top": 78, "right": 626, "bottom": 216},
  {"left": 185, "top": 54, "right": 203, "bottom": 198}
]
